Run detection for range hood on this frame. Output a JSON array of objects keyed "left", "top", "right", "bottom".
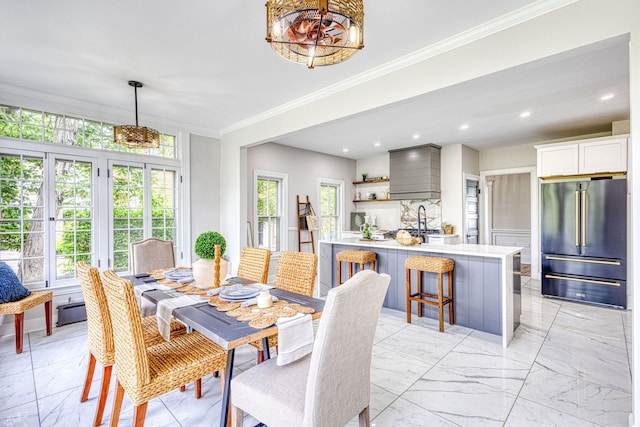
[{"left": 389, "top": 144, "right": 441, "bottom": 200}]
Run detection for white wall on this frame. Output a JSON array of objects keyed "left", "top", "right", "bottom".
[
  {"left": 441, "top": 144, "right": 479, "bottom": 235},
  {"left": 246, "top": 142, "right": 356, "bottom": 252},
  {"left": 355, "top": 154, "right": 403, "bottom": 230},
  {"left": 189, "top": 134, "right": 221, "bottom": 262}
]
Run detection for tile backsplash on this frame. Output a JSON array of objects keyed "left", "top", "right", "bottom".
[{"left": 400, "top": 199, "right": 441, "bottom": 230}]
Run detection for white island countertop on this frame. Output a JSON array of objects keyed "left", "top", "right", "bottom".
[
  {"left": 320, "top": 238, "right": 523, "bottom": 347},
  {"left": 321, "top": 238, "right": 522, "bottom": 258}
]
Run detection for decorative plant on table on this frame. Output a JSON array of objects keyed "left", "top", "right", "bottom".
[{"left": 192, "top": 231, "right": 228, "bottom": 288}]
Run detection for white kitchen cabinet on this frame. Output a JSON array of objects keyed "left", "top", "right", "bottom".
[
  {"left": 537, "top": 144, "right": 579, "bottom": 177},
  {"left": 579, "top": 138, "right": 627, "bottom": 174},
  {"left": 536, "top": 136, "right": 627, "bottom": 177}
]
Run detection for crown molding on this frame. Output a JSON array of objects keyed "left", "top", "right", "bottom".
[{"left": 222, "top": 0, "right": 578, "bottom": 136}]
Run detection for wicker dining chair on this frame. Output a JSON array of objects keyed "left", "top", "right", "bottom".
[
  {"left": 250, "top": 250, "right": 318, "bottom": 363},
  {"left": 231, "top": 270, "right": 391, "bottom": 427},
  {"left": 76, "top": 262, "right": 187, "bottom": 427},
  {"left": 236, "top": 247, "right": 271, "bottom": 283},
  {"left": 130, "top": 238, "right": 175, "bottom": 275},
  {"left": 100, "top": 269, "right": 228, "bottom": 427}
]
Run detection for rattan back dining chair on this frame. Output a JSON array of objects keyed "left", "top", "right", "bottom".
[
  {"left": 100, "top": 269, "right": 228, "bottom": 427},
  {"left": 77, "top": 261, "right": 187, "bottom": 427},
  {"left": 236, "top": 247, "right": 271, "bottom": 283},
  {"left": 274, "top": 250, "right": 318, "bottom": 296},
  {"left": 250, "top": 250, "right": 318, "bottom": 363},
  {"left": 130, "top": 238, "right": 175, "bottom": 274},
  {"left": 231, "top": 270, "right": 390, "bottom": 427}
]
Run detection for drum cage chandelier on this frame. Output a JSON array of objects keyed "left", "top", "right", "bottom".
[{"left": 265, "top": 0, "right": 364, "bottom": 69}]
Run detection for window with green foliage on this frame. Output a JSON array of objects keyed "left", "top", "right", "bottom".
[
  {"left": 0, "top": 103, "right": 181, "bottom": 287},
  {"left": 0, "top": 104, "right": 176, "bottom": 158},
  {"left": 54, "top": 158, "right": 94, "bottom": 280},
  {"left": 320, "top": 183, "right": 340, "bottom": 240},
  {"left": 0, "top": 154, "right": 46, "bottom": 285},
  {"left": 256, "top": 177, "right": 282, "bottom": 252}
]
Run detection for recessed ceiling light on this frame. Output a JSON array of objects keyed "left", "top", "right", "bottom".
[
  {"left": 460, "top": 124, "right": 469, "bottom": 130},
  {"left": 600, "top": 93, "right": 614, "bottom": 101},
  {"left": 412, "top": 133, "right": 420, "bottom": 140},
  {"left": 519, "top": 111, "right": 531, "bottom": 118},
  {"left": 373, "top": 141, "right": 381, "bottom": 147},
  {"left": 342, "top": 148, "right": 349, "bottom": 152}
]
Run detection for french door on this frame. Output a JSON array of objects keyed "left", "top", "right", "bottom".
[{"left": 108, "top": 161, "right": 179, "bottom": 272}]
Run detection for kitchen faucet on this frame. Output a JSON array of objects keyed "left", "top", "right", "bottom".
[{"left": 417, "top": 204, "right": 426, "bottom": 242}]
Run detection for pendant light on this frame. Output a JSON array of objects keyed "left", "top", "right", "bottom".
[{"left": 113, "top": 80, "right": 160, "bottom": 149}]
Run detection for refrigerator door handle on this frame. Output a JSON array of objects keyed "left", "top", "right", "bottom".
[
  {"left": 545, "top": 274, "right": 621, "bottom": 287},
  {"left": 581, "top": 190, "right": 587, "bottom": 247},
  {"left": 544, "top": 255, "right": 621, "bottom": 266},
  {"left": 575, "top": 191, "right": 580, "bottom": 247}
]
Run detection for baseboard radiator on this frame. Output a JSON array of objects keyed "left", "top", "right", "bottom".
[{"left": 56, "top": 302, "right": 87, "bottom": 327}]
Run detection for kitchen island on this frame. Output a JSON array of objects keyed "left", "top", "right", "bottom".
[{"left": 319, "top": 238, "right": 522, "bottom": 347}]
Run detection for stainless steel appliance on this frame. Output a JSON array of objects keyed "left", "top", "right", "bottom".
[{"left": 541, "top": 176, "right": 627, "bottom": 308}]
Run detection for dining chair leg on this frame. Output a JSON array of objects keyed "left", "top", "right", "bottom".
[
  {"left": 132, "top": 403, "right": 148, "bottom": 427},
  {"left": 93, "top": 365, "right": 112, "bottom": 426},
  {"left": 195, "top": 378, "right": 202, "bottom": 399},
  {"left": 231, "top": 403, "right": 244, "bottom": 427},
  {"left": 180, "top": 385, "right": 186, "bottom": 392},
  {"left": 256, "top": 350, "right": 265, "bottom": 364},
  {"left": 359, "top": 406, "right": 370, "bottom": 427},
  {"left": 80, "top": 352, "right": 96, "bottom": 402},
  {"left": 110, "top": 380, "right": 125, "bottom": 427}
]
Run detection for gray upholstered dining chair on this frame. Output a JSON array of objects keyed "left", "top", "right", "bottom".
[
  {"left": 231, "top": 269, "right": 390, "bottom": 427},
  {"left": 130, "top": 237, "right": 175, "bottom": 274}
]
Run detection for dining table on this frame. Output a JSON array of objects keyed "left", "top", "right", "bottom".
[{"left": 129, "top": 274, "right": 325, "bottom": 427}]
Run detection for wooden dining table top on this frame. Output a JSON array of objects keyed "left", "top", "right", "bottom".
[{"left": 130, "top": 275, "right": 325, "bottom": 350}]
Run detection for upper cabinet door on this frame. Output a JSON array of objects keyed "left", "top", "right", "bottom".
[
  {"left": 579, "top": 138, "right": 627, "bottom": 174},
  {"left": 537, "top": 136, "right": 628, "bottom": 177},
  {"left": 537, "top": 144, "right": 579, "bottom": 177}
]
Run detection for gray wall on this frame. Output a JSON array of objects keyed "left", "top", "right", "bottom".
[{"left": 246, "top": 142, "right": 356, "bottom": 251}]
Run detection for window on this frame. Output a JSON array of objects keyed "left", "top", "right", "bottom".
[
  {"left": 255, "top": 172, "right": 287, "bottom": 252},
  {"left": 53, "top": 157, "right": 95, "bottom": 282},
  {"left": 110, "top": 163, "right": 179, "bottom": 272},
  {"left": 319, "top": 181, "right": 342, "bottom": 240},
  {"left": 0, "top": 153, "right": 45, "bottom": 285},
  {"left": 0, "top": 104, "right": 177, "bottom": 159},
  {"left": 0, "top": 103, "right": 182, "bottom": 288}
]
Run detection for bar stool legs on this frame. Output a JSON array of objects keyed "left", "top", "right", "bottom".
[
  {"left": 405, "top": 256, "right": 454, "bottom": 332},
  {"left": 336, "top": 250, "right": 376, "bottom": 285}
]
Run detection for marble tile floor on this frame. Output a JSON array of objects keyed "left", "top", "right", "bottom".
[{"left": 0, "top": 276, "right": 632, "bottom": 426}]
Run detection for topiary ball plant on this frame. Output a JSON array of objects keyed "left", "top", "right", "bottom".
[{"left": 194, "top": 231, "right": 226, "bottom": 259}]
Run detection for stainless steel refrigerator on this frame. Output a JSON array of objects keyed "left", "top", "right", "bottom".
[{"left": 541, "top": 176, "right": 627, "bottom": 308}]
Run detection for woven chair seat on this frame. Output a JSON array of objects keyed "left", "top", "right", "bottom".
[
  {"left": 0, "top": 291, "right": 53, "bottom": 315},
  {"left": 405, "top": 256, "right": 454, "bottom": 273},
  {"left": 125, "top": 330, "right": 228, "bottom": 405},
  {"left": 336, "top": 250, "right": 376, "bottom": 264}
]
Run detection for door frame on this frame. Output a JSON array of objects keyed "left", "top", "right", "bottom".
[
  {"left": 480, "top": 166, "right": 539, "bottom": 277},
  {"left": 462, "top": 173, "right": 480, "bottom": 244}
]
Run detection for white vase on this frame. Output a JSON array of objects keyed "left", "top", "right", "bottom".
[{"left": 192, "top": 258, "right": 229, "bottom": 288}]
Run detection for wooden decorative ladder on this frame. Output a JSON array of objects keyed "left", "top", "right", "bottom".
[{"left": 297, "top": 195, "right": 315, "bottom": 254}]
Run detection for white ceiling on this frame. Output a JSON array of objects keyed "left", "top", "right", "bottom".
[{"left": 0, "top": 0, "right": 630, "bottom": 159}]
